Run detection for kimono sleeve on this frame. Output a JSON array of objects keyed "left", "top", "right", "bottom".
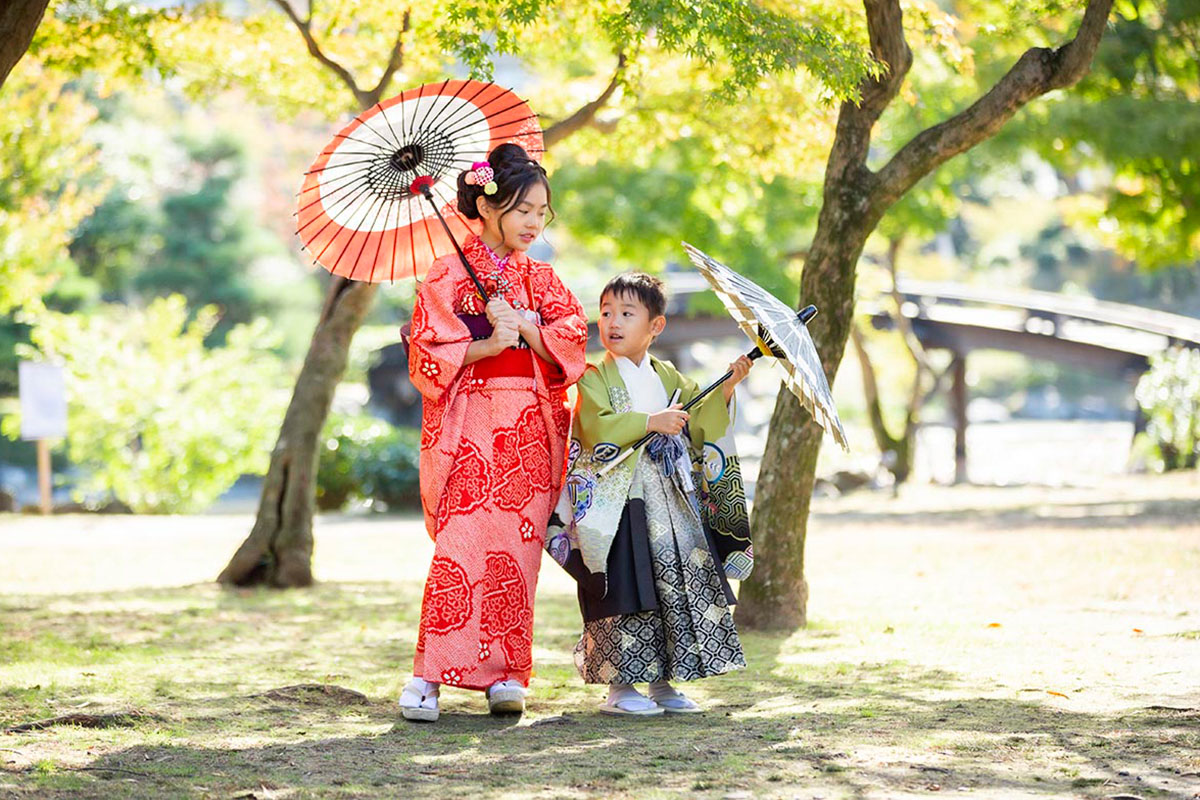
[
  {"left": 575, "top": 366, "right": 650, "bottom": 450},
  {"left": 533, "top": 267, "right": 589, "bottom": 389},
  {"left": 676, "top": 367, "right": 732, "bottom": 453},
  {"left": 408, "top": 257, "right": 471, "bottom": 403}
]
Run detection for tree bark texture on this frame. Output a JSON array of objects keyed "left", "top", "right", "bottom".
[
  {"left": 218, "top": 279, "right": 377, "bottom": 586},
  {"left": 0, "top": 0, "right": 50, "bottom": 89},
  {"left": 737, "top": 0, "right": 1113, "bottom": 629}
]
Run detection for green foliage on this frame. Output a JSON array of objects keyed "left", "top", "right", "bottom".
[
  {"left": 1022, "top": 0, "right": 1200, "bottom": 267},
  {"left": 0, "top": 65, "right": 105, "bottom": 314},
  {"left": 69, "top": 189, "right": 164, "bottom": 302},
  {"left": 552, "top": 140, "right": 820, "bottom": 306},
  {"left": 134, "top": 133, "right": 278, "bottom": 338},
  {"left": 316, "top": 413, "right": 420, "bottom": 511},
  {"left": 2, "top": 295, "right": 289, "bottom": 512},
  {"left": 28, "top": 0, "right": 166, "bottom": 90},
  {"left": 148, "top": 3, "right": 444, "bottom": 117},
  {"left": 1135, "top": 346, "right": 1200, "bottom": 471},
  {"left": 438, "top": 0, "right": 876, "bottom": 100}
]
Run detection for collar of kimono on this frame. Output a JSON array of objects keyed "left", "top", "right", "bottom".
[
  {"left": 462, "top": 233, "right": 531, "bottom": 276},
  {"left": 600, "top": 351, "right": 684, "bottom": 400}
]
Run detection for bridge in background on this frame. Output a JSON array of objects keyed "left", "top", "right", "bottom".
[
  {"left": 597, "top": 275, "right": 1200, "bottom": 483},
  {"left": 375, "top": 275, "right": 1200, "bottom": 484},
  {"left": 867, "top": 280, "right": 1200, "bottom": 482}
]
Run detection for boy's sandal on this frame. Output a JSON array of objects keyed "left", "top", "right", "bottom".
[
  {"left": 486, "top": 680, "right": 527, "bottom": 715},
  {"left": 399, "top": 678, "right": 439, "bottom": 723},
  {"left": 649, "top": 688, "right": 703, "bottom": 714},
  {"left": 599, "top": 694, "right": 664, "bottom": 716}
]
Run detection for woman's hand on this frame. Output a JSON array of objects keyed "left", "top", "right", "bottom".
[
  {"left": 485, "top": 297, "right": 520, "bottom": 328},
  {"left": 488, "top": 315, "right": 520, "bottom": 353},
  {"left": 646, "top": 403, "right": 689, "bottom": 435}
]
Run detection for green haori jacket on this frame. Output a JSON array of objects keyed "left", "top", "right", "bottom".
[{"left": 545, "top": 351, "right": 752, "bottom": 581}]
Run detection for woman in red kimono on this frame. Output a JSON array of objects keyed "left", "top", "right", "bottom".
[{"left": 399, "top": 144, "right": 589, "bottom": 722}]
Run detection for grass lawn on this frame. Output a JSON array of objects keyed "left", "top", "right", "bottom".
[{"left": 1, "top": 473, "right": 1198, "bottom": 799}]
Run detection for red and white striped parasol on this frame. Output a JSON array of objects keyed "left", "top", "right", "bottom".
[{"left": 297, "top": 80, "right": 543, "bottom": 284}]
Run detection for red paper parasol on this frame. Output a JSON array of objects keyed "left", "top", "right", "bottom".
[{"left": 297, "top": 79, "right": 543, "bottom": 285}]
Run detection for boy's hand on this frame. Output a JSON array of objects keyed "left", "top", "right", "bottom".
[
  {"left": 647, "top": 403, "right": 689, "bottom": 435},
  {"left": 722, "top": 355, "right": 753, "bottom": 404},
  {"left": 728, "top": 355, "right": 753, "bottom": 386}
]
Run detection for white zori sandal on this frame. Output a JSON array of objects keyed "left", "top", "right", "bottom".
[
  {"left": 399, "top": 677, "right": 439, "bottom": 722},
  {"left": 600, "top": 685, "right": 664, "bottom": 716},
  {"left": 486, "top": 679, "right": 528, "bottom": 715},
  {"left": 648, "top": 681, "right": 702, "bottom": 714}
]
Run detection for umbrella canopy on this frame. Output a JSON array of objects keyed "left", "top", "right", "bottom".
[
  {"left": 297, "top": 80, "right": 543, "bottom": 284},
  {"left": 682, "top": 242, "right": 849, "bottom": 451}
]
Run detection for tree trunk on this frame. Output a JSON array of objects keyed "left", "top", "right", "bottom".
[
  {"left": 0, "top": 0, "right": 50, "bottom": 88},
  {"left": 737, "top": 0, "right": 1111, "bottom": 630},
  {"left": 218, "top": 278, "right": 377, "bottom": 586},
  {"left": 736, "top": 195, "right": 882, "bottom": 630}
]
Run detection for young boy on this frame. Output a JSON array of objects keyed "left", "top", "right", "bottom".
[{"left": 546, "top": 272, "right": 753, "bottom": 715}]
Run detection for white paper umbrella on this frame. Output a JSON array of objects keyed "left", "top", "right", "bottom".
[{"left": 683, "top": 242, "right": 849, "bottom": 450}]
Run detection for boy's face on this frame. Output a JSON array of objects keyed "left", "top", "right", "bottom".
[{"left": 598, "top": 290, "right": 666, "bottom": 362}]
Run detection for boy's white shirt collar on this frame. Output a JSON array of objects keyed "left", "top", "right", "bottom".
[
  {"left": 612, "top": 352, "right": 669, "bottom": 414},
  {"left": 614, "top": 352, "right": 650, "bottom": 370},
  {"left": 610, "top": 350, "right": 694, "bottom": 491}
]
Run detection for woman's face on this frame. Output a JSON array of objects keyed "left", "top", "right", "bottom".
[{"left": 479, "top": 181, "right": 549, "bottom": 253}]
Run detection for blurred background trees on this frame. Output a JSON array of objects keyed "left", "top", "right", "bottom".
[{"left": 0, "top": 0, "right": 1196, "bottom": 621}]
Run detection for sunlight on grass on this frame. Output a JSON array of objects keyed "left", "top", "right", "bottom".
[{"left": 2, "top": 475, "right": 1199, "bottom": 798}]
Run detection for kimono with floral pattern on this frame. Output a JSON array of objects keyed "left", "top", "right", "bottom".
[{"left": 407, "top": 234, "right": 588, "bottom": 689}]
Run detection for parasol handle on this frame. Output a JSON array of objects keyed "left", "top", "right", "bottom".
[
  {"left": 674, "top": 304, "right": 818, "bottom": 414},
  {"left": 413, "top": 178, "right": 489, "bottom": 301},
  {"left": 596, "top": 304, "right": 818, "bottom": 478}
]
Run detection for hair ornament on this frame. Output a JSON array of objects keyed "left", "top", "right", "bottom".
[{"left": 464, "top": 161, "right": 498, "bottom": 195}]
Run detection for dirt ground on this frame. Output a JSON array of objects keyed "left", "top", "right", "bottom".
[{"left": 1, "top": 472, "right": 1198, "bottom": 799}]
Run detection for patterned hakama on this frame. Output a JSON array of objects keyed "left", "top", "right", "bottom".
[{"left": 575, "top": 456, "right": 746, "bottom": 684}]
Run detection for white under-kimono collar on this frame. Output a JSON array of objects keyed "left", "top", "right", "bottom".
[{"left": 614, "top": 353, "right": 669, "bottom": 414}]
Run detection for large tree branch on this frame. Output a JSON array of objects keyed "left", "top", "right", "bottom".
[
  {"left": 543, "top": 52, "right": 627, "bottom": 148},
  {"left": 859, "top": 0, "right": 913, "bottom": 120},
  {"left": 365, "top": 10, "right": 411, "bottom": 107},
  {"left": 825, "top": 0, "right": 913, "bottom": 192},
  {"left": 873, "top": 0, "right": 1114, "bottom": 209},
  {"left": 270, "top": 0, "right": 368, "bottom": 108},
  {"left": 0, "top": 0, "right": 50, "bottom": 90}
]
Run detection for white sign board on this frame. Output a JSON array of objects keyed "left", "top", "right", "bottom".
[{"left": 19, "top": 362, "right": 67, "bottom": 440}]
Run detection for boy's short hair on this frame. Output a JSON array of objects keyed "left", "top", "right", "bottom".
[{"left": 600, "top": 272, "right": 667, "bottom": 319}]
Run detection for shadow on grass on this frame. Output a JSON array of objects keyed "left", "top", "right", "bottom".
[
  {"left": 54, "top": 669, "right": 1200, "bottom": 799},
  {"left": 3, "top": 581, "right": 1197, "bottom": 799}
]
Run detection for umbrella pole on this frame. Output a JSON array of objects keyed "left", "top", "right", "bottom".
[
  {"left": 597, "top": 304, "right": 818, "bottom": 479},
  {"left": 416, "top": 185, "right": 489, "bottom": 301},
  {"left": 597, "top": 346, "right": 761, "bottom": 478},
  {"left": 415, "top": 180, "right": 530, "bottom": 350}
]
